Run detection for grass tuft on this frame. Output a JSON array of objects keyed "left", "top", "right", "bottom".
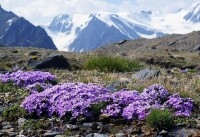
[
  {"left": 83, "top": 55, "right": 142, "bottom": 72},
  {"left": 2, "top": 105, "right": 27, "bottom": 121},
  {"left": 146, "top": 109, "right": 175, "bottom": 130}
]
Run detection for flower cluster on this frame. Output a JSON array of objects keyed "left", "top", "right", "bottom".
[
  {"left": 2, "top": 70, "right": 193, "bottom": 120},
  {"left": 21, "top": 82, "right": 194, "bottom": 120},
  {"left": 0, "top": 70, "right": 55, "bottom": 93},
  {"left": 21, "top": 83, "right": 112, "bottom": 118},
  {"left": 103, "top": 85, "right": 170, "bottom": 120},
  {"left": 164, "top": 94, "right": 193, "bottom": 116},
  {"left": 0, "top": 70, "right": 55, "bottom": 87}
]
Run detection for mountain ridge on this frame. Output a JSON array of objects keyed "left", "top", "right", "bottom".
[
  {"left": 0, "top": 6, "right": 57, "bottom": 50},
  {"left": 46, "top": 13, "right": 164, "bottom": 52}
]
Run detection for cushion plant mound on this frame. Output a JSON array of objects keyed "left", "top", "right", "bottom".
[
  {"left": 0, "top": 71, "right": 193, "bottom": 120},
  {"left": 21, "top": 83, "right": 194, "bottom": 120}
]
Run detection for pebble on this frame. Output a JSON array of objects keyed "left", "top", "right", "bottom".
[
  {"left": 63, "top": 124, "right": 79, "bottom": 131},
  {"left": 55, "top": 135, "right": 66, "bottom": 137},
  {"left": 18, "top": 118, "right": 26, "bottom": 127},
  {"left": 86, "top": 133, "right": 108, "bottom": 137},
  {"left": 115, "top": 133, "right": 126, "bottom": 137},
  {"left": 177, "top": 122, "right": 186, "bottom": 127},
  {"left": 82, "top": 123, "right": 93, "bottom": 128},
  {"left": 159, "top": 130, "right": 168, "bottom": 136},
  {"left": 3, "top": 124, "right": 13, "bottom": 129},
  {"left": 44, "top": 132, "right": 62, "bottom": 137}
]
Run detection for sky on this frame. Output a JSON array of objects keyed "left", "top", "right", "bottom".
[{"left": 0, "top": 0, "right": 198, "bottom": 26}]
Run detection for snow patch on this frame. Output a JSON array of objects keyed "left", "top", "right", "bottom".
[{"left": 6, "top": 18, "right": 15, "bottom": 26}]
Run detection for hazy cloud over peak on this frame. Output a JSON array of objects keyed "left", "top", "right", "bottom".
[{"left": 0, "top": 0, "right": 198, "bottom": 25}]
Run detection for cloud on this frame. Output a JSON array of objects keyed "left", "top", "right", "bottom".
[{"left": 0, "top": 0, "right": 198, "bottom": 25}]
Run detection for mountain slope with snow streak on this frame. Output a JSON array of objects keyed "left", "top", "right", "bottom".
[{"left": 46, "top": 13, "right": 164, "bottom": 52}]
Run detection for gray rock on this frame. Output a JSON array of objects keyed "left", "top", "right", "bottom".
[
  {"left": 133, "top": 69, "right": 161, "bottom": 80},
  {"left": 55, "top": 135, "right": 65, "bottom": 137},
  {"left": 159, "top": 130, "right": 168, "bottom": 136},
  {"left": 82, "top": 123, "right": 93, "bottom": 128},
  {"left": 16, "top": 135, "right": 26, "bottom": 137},
  {"left": 118, "top": 40, "right": 127, "bottom": 45},
  {"left": 106, "top": 81, "right": 129, "bottom": 92},
  {"left": 63, "top": 124, "right": 79, "bottom": 131},
  {"left": 86, "top": 133, "right": 108, "bottom": 137},
  {"left": 12, "top": 50, "right": 18, "bottom": 53},
  {"left": 29, "top": 54, "right": 71, "bottom": 70},
  {"left": 3, "top": 124, "right": 13, "bottom": 129},
  {"left": 193, "top": 45, "right": 200, "bottom": 51},
  {"left": 167, "top": 41, "right": 176, "bottom": 46},
  {"left": 115, "top": 133, "right": 126, "bottom": 137},
  {"left": 177, "top": 122, "right": 186, "bottom": 127},
  {"left": 44, "top": 132, "right": 62, "bottom": 137},
  {"left": 18, "top": 118, "right": 26, "bottom": 127},
  {"left": 28, "top": 51, "right": 40, "bottom": 56}
]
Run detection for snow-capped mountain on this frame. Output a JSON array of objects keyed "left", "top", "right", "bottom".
[
  {"left": 46, "top": 13, "right": 164, "bottom": 52},
  {"left": 184, "top": 2, "right": 200, "bottom": 23},
  {"left": 0, "top": 6, "right": 57, "bottom": 49},
  {"left": 46, "top": 1, "right": 200, "bottom": 53}
]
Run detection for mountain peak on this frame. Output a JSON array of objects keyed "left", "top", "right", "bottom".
[
  {"left": 0, "top": 5, "right": 5, "bottom": 13},
  {"left": 184, "top": 2, "right": 200, "bottom": 23},
  {"left": 46, "top": 12, "right": 164, "bottom": 52},
  {"left": 0, "top": 7, "right": 57, "bottom": 49}
]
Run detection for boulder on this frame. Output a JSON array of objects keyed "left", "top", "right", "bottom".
[
  {"left": 193, "top": 45, "right": 200, "bottom": 51},
  {"left": 28, "top": 51, "right": 40, "bottom": 56},
  {"left": 133, "top": 69, "right": 161, "bottom": 80},
  {"left": 29, "top": 54, "right": 71, "bottom": 70},
  {"left": 117, "top": 40, "right": 127, "bottom": 45}
]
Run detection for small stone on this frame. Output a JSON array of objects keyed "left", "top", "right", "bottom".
[
  {"left": 86, "top": 133, "right": 108, "bottom": 137},
  {"left": 82, "top": 123, "right": 93, "bottom": 128},
  {"left": 193, "top": 45, "right": 200, "bottom": 51},
  {"left": 16, "top": 135, "right": 26, "bottom": 137},
  {"left": 63, "top": 124, "right": 79, "bottom": 131},
  {"left": 3, "top": 124, "right": 13, "bottom": 129},
  {"left": 18, "top": 118, "right": 26, "bottom": 127},
  {"left": 28, "top": 51, "right": 40, "bottom": 56},
  {"left": 159, "top": 130, "right": 168, "bottom": 136},
  {"left": 133, "top": 69, "right": 161, "bottom": 80},
  {"left": 55, "top": 135, "right": 65, "bottom": 137},
  {"left": 8, "top": 132, "right": 17, "bottom": 137},
  {"left": 12, "top": 50, "right": 18, "bottom": 53},
  {"left": 117, "top": 40, "right": 127, "bottom": 45},
  {"left": 6, "top": 128, "right": 14, "bottom": 132},
  {"left": 115, "top": 133, "right": 126, "bottom": 137},
  {"left": 44, "top": 132, "right": 62, "bottom": 137}
]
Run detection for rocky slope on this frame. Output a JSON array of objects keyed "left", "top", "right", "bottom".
[
  {"left": 95, "top": 31, "right": 200, "bottom": 54},
  {"left": 0, "top": 46, "right": 200, "bottom": 137}
]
